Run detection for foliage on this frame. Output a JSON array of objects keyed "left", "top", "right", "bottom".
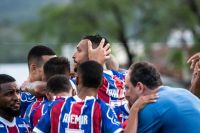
[{"left": 21, "top": 0, "right": 200, "bottom": 66}]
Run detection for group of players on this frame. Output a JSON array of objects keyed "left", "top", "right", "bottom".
[{"left": 1, "top": 35, "right": 200, "bottom": 133}]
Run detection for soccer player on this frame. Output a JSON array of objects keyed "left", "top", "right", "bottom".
[
  {"left": 33, "top": 61, "right": 123, "bottom": 133},
  {"left": 125, "top": 61, "right": 200, "bottom": 133},
  {"left": 73, "top": 35, "right": 126, "bottom": 106},
  {"left": 20, "top": 45, "right": 56, "bottom": 117},
  {"left": 24, "top": 56, "right": 74, "bottom": 128},
  {"left": 0, "top": 74, "right": 31, "bottom": 132}
]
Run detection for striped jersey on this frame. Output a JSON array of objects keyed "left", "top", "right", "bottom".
[
  {"left": 20, "top": 92, "right": 36, "bottom": 117},
  {"left": 113, "top": 102, "right": 130, "bottom": 123},
  {"left": 33, "top": 96, "right": 123, "bottom": 133},
  {"left": 24, "top": 97, "right": 49, "bottom": 129},
  {"left": 20, "top": 79, "right": 76, "bottom": 117},
  {"left": 0, "top": 117, "right": 31, "bottom": 133},
  {"left": 98, "top": 70, "right": 126, "bottom": 107}
]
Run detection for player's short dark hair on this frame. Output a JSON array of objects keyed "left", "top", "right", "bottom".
[
  {"left": 82, "top": 34, "right": 109, "bottom": 48},
  {"left": 27, "top": 45, "right": 56, "bottom": 69},
  {"left": 43, "top": 57, "right": 70, "bottom": 81},
  {"left": 0, "top": 74, "right": 16, "bottom": 89},
  {"left": 129, "top": 61, "right": 162, "bottom": 90},
  {"left": 46, "top": 74, "right": 72, "bottom": 94},
  {"left": 77, "top": 60, "right": 103, "bottom": 89}
]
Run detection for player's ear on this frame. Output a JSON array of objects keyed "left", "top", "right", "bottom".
[
  {"left": 30, "top": 63, "right": 37, "bottom": 72},
  {"left": 136, "top": 82, "right": 145, "bottom": 95}
]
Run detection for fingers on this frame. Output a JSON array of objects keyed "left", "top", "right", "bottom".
[
  {"left": 99, "top": 38, "right": 105, "bottom": 48},
  {"left": 187, "top": 53, "right": 200, "bottom": 70},
  {"left": 187, "top": 53, "right": 200, "bottom": 64},
  {"left": 142, "top": 94, "right": 159, "bottom": 103},
  {"left": 87, "top": 40, "right": 93, "bottom": 52},
  {"left": 104, "top": 43, "right": 110, "bottom": 51},
  {"left": 105, "top": 49, "right": 111, "bottom": 56}
]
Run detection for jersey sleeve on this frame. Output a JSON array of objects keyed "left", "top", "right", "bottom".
[
  {"left": 20, "top": 92, "right": 36, "bottom": 117},
  {"left": 100, "top": 101, "right": 123, "bottom": 133}
]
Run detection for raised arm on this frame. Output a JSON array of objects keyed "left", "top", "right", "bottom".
[{"left": 187, "top": 52, "right": 200, "bottom": 70}]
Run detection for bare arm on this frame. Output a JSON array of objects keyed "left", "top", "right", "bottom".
[
  {"left": 20, "top": 81, "right": 46, "bottom": 97},
  {"left": 190, "top": 62, "right": 200, "bottom": 98}
]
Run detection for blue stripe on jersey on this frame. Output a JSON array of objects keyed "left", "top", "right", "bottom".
[
  {"left": 59, "top": 96, "right": 75, "bottom": 132},
  {"left": 80, "top": 98, "right": 95, "bottom": 132}
]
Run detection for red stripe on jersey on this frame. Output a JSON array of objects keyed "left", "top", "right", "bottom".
[
  {"left": 69, "top": 102, "right": 85, "bottom": 129},
  {"left": 31, "top": 97, "right": 44, "bottom": 111},
  {"left": 7, "top": 126, "right": 18, "bottom": 133},
  {"left": 32, "top": 105, "right": 43, "bottom": 127},
  {"left": 122, "top": 120, "right": 128, "bottom": 129},
  {"left": 113, "top": 75, "right": 124, "bottom": 99},
  {"left": 51, "top": 100, "right": 65, "bottom": 133},
  {"left": 98, "top": 78, "right": 110, "bottom": 103},
  {"left": 93, "top": 102, "right": 102, "bottom": 133}
]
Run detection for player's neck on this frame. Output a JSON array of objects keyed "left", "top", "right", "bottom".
[
  {"left": 143, "top": 86, "right": 160, "bottom": 95},
  {"left": 28, "top": 75, "right": 36, "bottom": 82},
  {"left": 55, "top": 92, "right": 71, "bottom": 97},
  {"left": 78, "top": 87, "right": 97, "bottom": 100},
  {"left": 0, "top": 110, "right": 14, "bottom": 122}
]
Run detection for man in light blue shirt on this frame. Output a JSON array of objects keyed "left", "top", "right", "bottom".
[{"left": 125, "top": 61, "right": 200, "bottom": 133}]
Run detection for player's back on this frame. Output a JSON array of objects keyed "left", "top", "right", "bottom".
[
  {"left": 34, "top": 95, "right": 123, "bottom": 133},
  {"left": 138, "top": 86, "right": 200, "bottom": 133}
]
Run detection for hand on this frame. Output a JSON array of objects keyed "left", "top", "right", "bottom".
[
  {"left": 23, "top": 81, "right": 46, "bottom": 96},
  {"left": 20, "top": 81, "right": 30, "bottom": 92},
  {"left": 130, "top": 94, "right": 159, "bottom": 111},
  {"left": 187, "top": 52, "right": 200, "bottom": 70},
  {"left": 190, "top": 62, "right": 200, "bottom": 98},
  {"left": 88, "top": 38, "right": 111, "bottom": 65}
]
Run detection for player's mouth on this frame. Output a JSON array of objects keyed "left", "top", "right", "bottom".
[{"left": 12, "top": 102, "right": 20, "bottom": 109}]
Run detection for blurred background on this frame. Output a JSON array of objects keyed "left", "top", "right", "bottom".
[{"left": 0, "top": 0, "right": 200, "bottom": 88}]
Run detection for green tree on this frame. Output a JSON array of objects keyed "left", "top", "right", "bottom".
[{"left": 21, "top": 0, "right": 200, "bottom": 66}]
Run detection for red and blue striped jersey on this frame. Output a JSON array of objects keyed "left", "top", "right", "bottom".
[
  {"left": 0, "top": 117, "right": 31, "bottom": 133},
  {"left": 97, "top": 70, "right": 126, "bottom": 107},
  {"left": 24, "top": 97, "right": 49, "bottom": 129},
  {"left": 34, "top": 96, "right": 123, "bottom": 133},
  {"left": 113, "top": 103, "right": 130, "bottom": 123},
  {"left": 20, "top": 92, "right": 36, "bottom": 117}
]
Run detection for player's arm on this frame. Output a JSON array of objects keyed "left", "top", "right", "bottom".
[
  {"left": 190, "top": 62, "right": 200, "bottom": 98},
  {"left": 21, "top": 81, "right": 47, "bottom": 97},
  {"left": 123, "top": 94, "right": 159, "bottom": 133},
  {"left": 187, "top": 52, "right": 200, "bottom": 70}
]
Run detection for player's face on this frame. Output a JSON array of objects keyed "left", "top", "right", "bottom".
[
  {"left": 72, "top": 39, "right": 89, "bottom": 68},
  {"left": 0, "top": 82, "right": 21, "bottom": 117},
  {"left": 37, "top": 55, "right": 56, "bottom": 81},
  {"left": 125, "top": 71, "right": 140, "bottom": 107}
]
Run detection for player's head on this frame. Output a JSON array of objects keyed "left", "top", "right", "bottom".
[
  {"left": 27, "top": 45, "right": 56, "bottom": 81},
  {"left": 43, "top": 56, "right": 70, "bottom": 81},
  {"left": 125, "top": 61, "right": 162, "bottom": 106},
  {"left": 72, "top": 35, "right": 109, "bottom": 68},
  {"left": 0, "top": 74, "right": 21, "bottom": 118},
  {"left": 77, "top": 61, "right": 103, "bottom": 92},
  {"left": 46, "top": 75, "right": 72, "bottom": 100}
]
